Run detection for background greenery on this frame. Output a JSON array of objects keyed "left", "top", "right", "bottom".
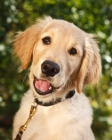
[{"left": 0, "top": 0, "right": 112, "bottom": 139}]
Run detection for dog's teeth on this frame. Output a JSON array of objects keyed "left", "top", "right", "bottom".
[{"left": 49, "top": 86, "right": 52, "bottom": 90}]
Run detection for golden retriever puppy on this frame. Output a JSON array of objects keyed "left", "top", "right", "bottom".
[{"left": 13, "top": 16, "right": 101, "bottom": 140}]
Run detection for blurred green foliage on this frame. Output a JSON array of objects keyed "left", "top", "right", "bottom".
[{"left": 0, "top": 0, "right": 112, "bottom": 140}]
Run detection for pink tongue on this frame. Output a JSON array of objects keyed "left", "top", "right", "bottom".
[{"left": 35, "top": 79, "right": 51, "bottom": 93}]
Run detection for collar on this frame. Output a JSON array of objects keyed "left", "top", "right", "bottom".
[
  {"left": 34, "top": 90, "right": 75, "bottom": 107},
  {"left": 14, "top": 90, "right": 75, "bottom": 140}
]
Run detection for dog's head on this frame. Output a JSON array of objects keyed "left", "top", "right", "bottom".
[{"left": 14, "top": 16, "right": 101, "bottom": 105}]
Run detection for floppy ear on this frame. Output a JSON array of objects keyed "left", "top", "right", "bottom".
[
  {"left": 76, "top": 34, "right": 102, "bottom": 93},
  {"left": 13, "top": 16, "right": 52, "bottom": 71}
]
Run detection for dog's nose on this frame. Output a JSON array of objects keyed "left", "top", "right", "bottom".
[{"left": 41, "top": 60, "right": 60, "bottom": 77}]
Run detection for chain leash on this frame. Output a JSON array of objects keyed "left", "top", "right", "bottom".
[{"left": 14, "top": 100, "right": 37, "bottom": 140}]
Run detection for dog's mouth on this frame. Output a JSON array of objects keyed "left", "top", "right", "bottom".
[{"left": 33, "top": 75, "right": 55, "bottom": 95}]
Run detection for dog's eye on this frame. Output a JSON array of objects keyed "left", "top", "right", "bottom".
[
  {"left": 69, "top": 48, "right": 77, "bottom": 55},
  {"left": 42, "top": 37, "right": 51, "bottom": 45}
]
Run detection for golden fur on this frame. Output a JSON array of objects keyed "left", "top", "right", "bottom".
[{"left": 13, "top": 16, "right": 101, "bottom": 140}]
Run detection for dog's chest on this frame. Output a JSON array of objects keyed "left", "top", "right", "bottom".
[{"left": 23, "top": 102, "right": 74, "bottom": 140}]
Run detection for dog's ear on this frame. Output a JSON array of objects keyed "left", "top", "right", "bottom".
[
  {"left": 13, "top": 16, "right": 52, "bottom": 71},
  {"left": 76, "top": 34, "right": 101, "bottom": 93}
]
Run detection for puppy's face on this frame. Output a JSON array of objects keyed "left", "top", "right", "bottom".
[
  {"left": 30, "top": 21, "right": 84, "bottom": 97},
  {"left": 14, "top": 17, "right": 101, "bottom": 105}
]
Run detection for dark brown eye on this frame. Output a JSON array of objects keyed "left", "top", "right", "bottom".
[
  {"left": 42, "top": 37, "right": 51, "bottom": 44},
  {"left": 69, "top": 48, "right": 77, "bottom": 55}
]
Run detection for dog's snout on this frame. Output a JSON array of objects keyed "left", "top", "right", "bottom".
[{"left": 41, "top": 60, "right": 60, "bottom": 77}]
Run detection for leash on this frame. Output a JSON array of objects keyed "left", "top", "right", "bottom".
[
  {"left": 14, "top": 90, "right": 75, "bottom": 140},
  {"left": 14, "top": 100, "right": 37, "bottom": 140}
]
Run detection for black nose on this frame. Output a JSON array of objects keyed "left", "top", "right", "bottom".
[{"left": 41, "top": 60, "right": 60, "bottom": 77}]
